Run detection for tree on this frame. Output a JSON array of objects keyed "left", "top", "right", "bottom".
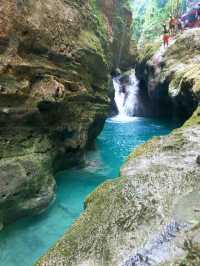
[{"left": 130, "top": 0, "right": 187, "bottom": 42}]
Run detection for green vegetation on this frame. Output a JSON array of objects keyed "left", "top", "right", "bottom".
[{"left": 129, "top": 0, "right": 186, "bottom": 43}]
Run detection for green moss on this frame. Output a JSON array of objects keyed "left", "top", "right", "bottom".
[
  {"left": 128, "top": 106, "right": 200, "bottom": 162},
  {"left": 128, "top": 137, "right": 161, "bottom": 160},
  {"left": 181, "top": 64, "right": 200, "bottom": 93},
  {"left": 36, "top": 177, "right": 123, "bottom": 265},
  {"left": 169, "top": 63, "right": 200, "bottom": 97},
  {"left": 78, "top": 30, "right": 108, "bottom": 70},
  {"left": 183, "top": 107, "right": 200, "bottom": 128},
  {"left": 79, "top": 31, "right": 102, "bottom": 52},
  {"left": 84, "top": 179, "right": 118, "bottom": 208},
  {"left": 127, "top": 127, "right": 187, "bottom": 162},
  {"left": 138, "top": 41, "right": 161, "bottom": 63}
]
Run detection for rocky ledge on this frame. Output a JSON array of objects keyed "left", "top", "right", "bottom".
[
  {"left": 0, "top": 0, "right": 135, "bottom": 228},
  {"left": 136, "top": 29, "right": 200, "bottom": 119}
]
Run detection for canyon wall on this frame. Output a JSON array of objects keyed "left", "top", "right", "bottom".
[
  {"left": 136, "top": 29, "right": 200, "bottom": 119},
  {"left": 0, "top": 0, "right": 134, "bottom": 228}
]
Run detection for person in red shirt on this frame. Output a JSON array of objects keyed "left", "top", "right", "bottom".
[{"left": 163, "top": 24, "right": 170, "bottom": 48}]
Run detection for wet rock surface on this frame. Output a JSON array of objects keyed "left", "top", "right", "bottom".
[{"left": 0, "top": 0, "right": 135, "bottom": 227}]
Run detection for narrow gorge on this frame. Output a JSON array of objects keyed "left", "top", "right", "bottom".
[{"left": 0, "top": 1, "right": 200, "bottom": 266}]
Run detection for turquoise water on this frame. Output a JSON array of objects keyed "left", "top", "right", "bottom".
[{"left": 0, "top": 117, "right": 178, "bottom": 266}]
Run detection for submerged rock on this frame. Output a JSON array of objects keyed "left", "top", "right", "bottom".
[{"left": 0, "top": 0, "right": 135, "bottom": 227}]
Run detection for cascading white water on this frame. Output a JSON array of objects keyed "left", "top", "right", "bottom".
[
  {"left": 123, "top": 72, "right": 140, "bottom": 116},
  {"left": 111, "top": 70, "right": 140, "bottom": 122},
  {"left": 113, "top": 79, "right": 127, "bottom": 117}
]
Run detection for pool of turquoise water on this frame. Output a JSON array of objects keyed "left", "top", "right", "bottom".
[{"left": 0, "top": 117, "right": 179, "bottom": 266}]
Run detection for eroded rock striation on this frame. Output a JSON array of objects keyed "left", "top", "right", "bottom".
[{"left": 0, "top": 0, "right": 135, "bottom": 228}]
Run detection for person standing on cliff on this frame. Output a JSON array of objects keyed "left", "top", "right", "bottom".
[
  {"left": 163, "top": 24, "right": 170, "bottom": 48},
  {"left": 169, "top": 16, "right": 176, "bottom": 36}
]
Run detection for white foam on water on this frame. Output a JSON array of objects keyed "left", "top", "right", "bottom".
[
  {"left": 107, "top": 115, "right": 140, "bottom": 124},
  {"left": 112, "top": 70, "right": 140, "bottom": 122}
]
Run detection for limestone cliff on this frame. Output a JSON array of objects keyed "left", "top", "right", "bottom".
[
  {"left": 0, "top": 0, "right": 134, "bottom": 228},
  {"left": 136, "top": 29, "right": 200, "bottom": 119},
  {"left": 36, "top": 29, "right": 200, "bottom": 266}
]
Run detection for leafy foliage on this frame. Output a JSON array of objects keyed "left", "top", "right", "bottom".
[{"left": 129, "top": 0, "right": 187, "bottom": 42}]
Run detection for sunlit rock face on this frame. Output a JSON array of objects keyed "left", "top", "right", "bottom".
[
  {"left": 136, "top": 29, "right": 200, "bottom": 119},
  {"left": 0, "top": 0, "right": 135, "bottom": 227}
]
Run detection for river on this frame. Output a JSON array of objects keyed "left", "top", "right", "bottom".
[{"left": 0, "top": 117, "right": 178, "bottom": 266}]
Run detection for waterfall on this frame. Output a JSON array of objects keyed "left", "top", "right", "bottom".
[
  {"left": 113, "top": 79, "right": 127, "bottom": 117},
  {"left": 111, "top": 70, "right": 140, "bottom": 122}
]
